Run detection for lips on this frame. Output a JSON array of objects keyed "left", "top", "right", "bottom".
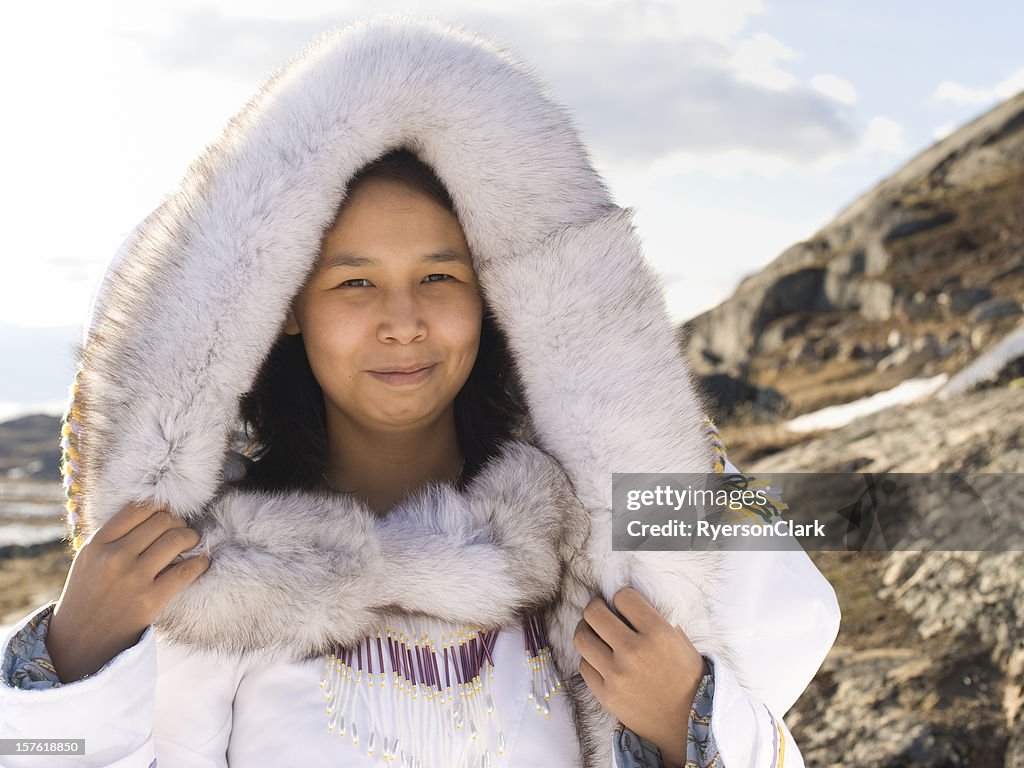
[
  {"left": 368, "top": 364, "right": 437, "bottom": 386},
  {"left": 370, "top": 363, "right": 434, "bottom": 374}
]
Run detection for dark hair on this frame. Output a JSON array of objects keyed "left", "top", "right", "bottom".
[{"left": 237, "top": 147, "right": 527, "bottom": 493}]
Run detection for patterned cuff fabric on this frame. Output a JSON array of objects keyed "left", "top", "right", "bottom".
[
  {"left": 614, "top": 721, "right": 665, "bottom": 767},
  {"left": 1, "top": 602, "right": 63, "bottom": 690},
  {"left": 687, "top": 663, "right": 720, "bottom": 768},
  {"left": 612, "top": 657, "right": 719, "bottom": 768}
]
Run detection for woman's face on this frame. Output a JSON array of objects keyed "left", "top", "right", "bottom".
[{"left": 285, "top": 176, "right": 483, "bottom": 432}]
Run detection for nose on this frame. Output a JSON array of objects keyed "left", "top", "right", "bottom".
[{"left": 376, "top": 289, "right": 427, "bottom": 344}]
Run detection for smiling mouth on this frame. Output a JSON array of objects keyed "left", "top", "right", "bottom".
[
  {"left": 371, "top": 364, "right": 433, "bottom": 374},
  {"left": 368, "top": 364, "right": 437, "bottom": 386}
]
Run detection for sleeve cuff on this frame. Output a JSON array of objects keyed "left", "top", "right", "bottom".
[
  {"left": 706, "top": 650, "right": 802, "bottom": 768},
  {"left": 0, "top": 604, "right": 159, "bottom": 766},
  {"left": 2, "top": 602, "right": 153, "bottom": 691},
  {"left": 2, "top": 601, "right": 62, "bottom": 690},
  {"left": 612, "top": 656, "right": 719, "bottom": 768},
  {"left": 687, "top": 657, "right": 721, "bottom": 767},
  {"left": 614, "top": 720, "right": 665, "bottom": 768}
]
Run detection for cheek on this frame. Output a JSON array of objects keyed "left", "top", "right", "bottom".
[
  {"left": 306, "top": 341, "right": 356, "bottom": 386},
  {"left": 438, "top": 295, "right": 483, "bottom": 352},
  {"left": 300, "top": 313, "right": 363, "bottom": 380}
]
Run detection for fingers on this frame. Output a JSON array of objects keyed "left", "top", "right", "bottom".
[
  {"left": 86, "top": 501, "right": 206, "bottom": 586},
  {"left": 578, "top": 657, "right": 605, "bottom": 698},
  {"left": 137, "top": 525, "right": 203, "bottom": 579},
  {"left": 117, "top": 508, "right": 189, "bottom": 557},
  {"left": 573, "top": 617, "right": 614, "bottom": 676},
  {"left": 90, "top": 501, "right": 166, "bottom": 545},
  {"left": 581, "top": 596, "right": 636, "bottom": 649},
  {"left": 611, "top": 587, "right": 665, "bottom": 635},
  {"left": 152, "top": 552, "right": 212, "bottom": 601}
]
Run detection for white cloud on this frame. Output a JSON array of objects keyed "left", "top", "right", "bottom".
[
  {"left": 131, "top": 0, "right": 767, "bottom": 43},
  {"left": 993, "top": 68, "right": 1024, "bottom": 100},
  {"left": 862, "top": 116, "right": 907, "bottom": 156},
  {"left": 934, "top": 66, "right": 1024, "bottom": 106},
  {"left": 512, "top": 0, "right": 767, "bottom": 43},
  {"left": 658, "top": 113, "right": 904, "bottom": 179},
  {"left": 740, "top": 113, "right": 908, "bottom": 178},
  {"left": 934, "top": 81, "right": 993, "bottom": 106},
  {"left": 810, "top": 74, "right": 857, "bottom": 105},
  {"left": 654, "top": 204, "right": 827, "bottom": 322},
  {"left": 129, "top": 3, "right": 851, "bottom": 169},
  {"left": 0, "top": 3, "right": 259, "bottom": 328},
  {"left": 595, "top": 163, "right": 831, "bottom": 321},
  {"left": 640, "top": 147, "right": 793, "bottom": 180},
  {"left": 933, "top": 123, "right": 956, "bottom": 141},
  {"left": 0, "top": 0, "right": 865, "bottom": 333},
  {"left": 731, "top": 32, "right": 800, "bottom": 90}
]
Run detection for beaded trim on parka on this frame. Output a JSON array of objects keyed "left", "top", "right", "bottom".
[{"left": 319, "top": 614, "right": 560, "bottom": 768}]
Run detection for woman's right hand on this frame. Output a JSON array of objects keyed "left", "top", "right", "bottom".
[{"left": 46, "top": 502, "right": 212, "bottom": 683}]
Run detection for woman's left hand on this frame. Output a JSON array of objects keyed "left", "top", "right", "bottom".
[{"left": 574, "top": 586, "right": 708, "bottom": 768}]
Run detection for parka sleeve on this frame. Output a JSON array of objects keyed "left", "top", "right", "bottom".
[
  {"left": 0, "top": 602, "right": 241, "bottom": 767},
  {"left": 689, "top": 452, "right": 836, "bottom": 768}
]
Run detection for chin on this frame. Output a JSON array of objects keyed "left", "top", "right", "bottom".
[{"left": 373, "top": 406, "right": 446, "bottom": 429}]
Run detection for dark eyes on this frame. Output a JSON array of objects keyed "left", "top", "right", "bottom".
[{"left": 337, "top": 274, "right": 453, "bottom": 288}]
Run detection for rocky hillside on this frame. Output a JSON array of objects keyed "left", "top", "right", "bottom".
[
  {"left": 750, "top": 385, "right": 1024, "bottom": 767},
  {"left": 683, "top": 91, "right": 1024, "bottom": 767},
  {"left": 683, "top": 91, "right": 1024, "bottom": 422}
]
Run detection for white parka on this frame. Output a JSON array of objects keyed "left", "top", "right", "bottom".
[{"left": 0, "top": 15, "right": 840, "bottom": 768}]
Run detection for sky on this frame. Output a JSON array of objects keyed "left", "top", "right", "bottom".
[{"left": 1, "top": 0, "right": 1022, "bottom": 419}]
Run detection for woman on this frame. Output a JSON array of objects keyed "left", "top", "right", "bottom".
[{"left": 0, "top": 16, "right": 840, "bottom": 768}]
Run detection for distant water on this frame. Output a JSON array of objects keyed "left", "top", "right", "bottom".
[{"left": 0, "top": 478, "right": 66, "bottom": 548}]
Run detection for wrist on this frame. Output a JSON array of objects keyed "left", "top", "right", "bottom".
[
  {"left": 647, "top": 657, "right": 712, "bottom": 765},
  {"left": 48, "top": 614, "right": 144, "bottom": 683}
]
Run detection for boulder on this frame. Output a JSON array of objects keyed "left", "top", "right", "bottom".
[
  {"left": 883, "top": 211, "right": 957, "bottom": 242},
  {"left": 754, "top": 267, "right": 831, "bottom": 335},
  {"left": 859, "top": 280, "right": 895, "bottom": 321},
  {"left": 948, "top": 286, "right": 993, "bottom": 315},
  {"left": 695, "top": 372, "right": 788, "bottom": 423},
  {"left": 968, "top": 297, "right": 1022, "bottom": 323},
  {"left": 756, "top": 315, "right": 809, "bottom": 354}
]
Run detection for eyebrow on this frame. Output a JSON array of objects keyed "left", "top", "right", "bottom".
[{"left": 320, "top": 250, "right": 469, "bottom": 270}]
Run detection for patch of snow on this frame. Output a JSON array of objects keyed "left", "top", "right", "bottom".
[
  {"left": 938, "top": 325, "right": 1024, "bottom": 399},
  {"left": 784, "top": 374, "right": 949, "bottom": 433}
]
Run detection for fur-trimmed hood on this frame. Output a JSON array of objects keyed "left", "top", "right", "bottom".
[{"left": 59, "top": 15, "right": 838, "bottom": 768}]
